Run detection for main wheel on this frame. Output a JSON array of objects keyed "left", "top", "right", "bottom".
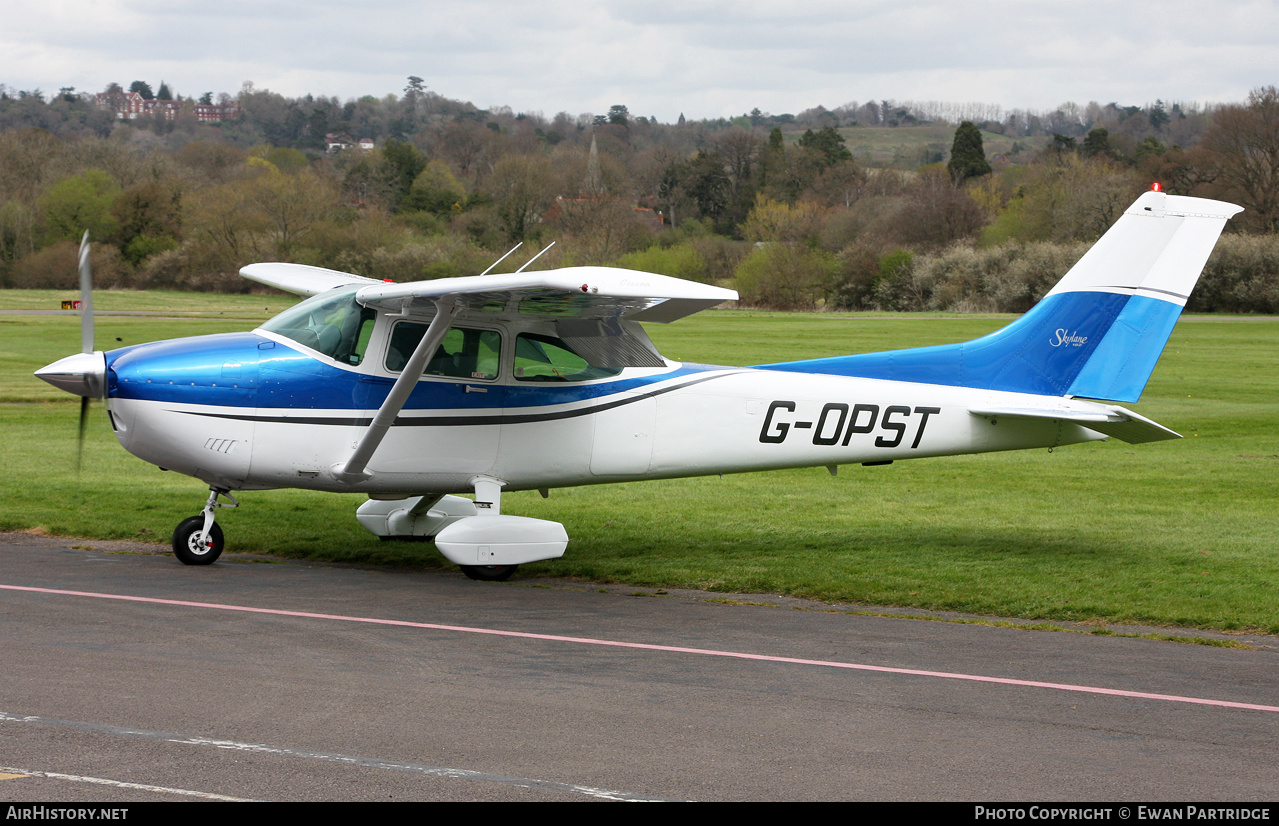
[
  {"left": 459, "top": 564, "right": 518, "bottom": 582},
  {"left": 173, "top": 516, "right": 224, "bottom": 565}
]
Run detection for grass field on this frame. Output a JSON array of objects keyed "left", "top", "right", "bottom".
[
  {"left": 817, "top": 124, "right": 1046, "bottom": 167},
  {"left": 2, "top": 290, "right": 1276, "bottom": 633}
]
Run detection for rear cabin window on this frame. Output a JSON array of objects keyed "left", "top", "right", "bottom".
[
  {"left": 513, "top": 333, "right": 622, "bottom": 382},
  {"left": 386, "top": 323, "right": 501, "bottom": 381}
]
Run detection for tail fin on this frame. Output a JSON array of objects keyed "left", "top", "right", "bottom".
[{"left": 761, "top": 191, "right": 1242, "bottom": 402}]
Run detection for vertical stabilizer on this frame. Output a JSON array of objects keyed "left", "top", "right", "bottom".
[
  {"left": 1048, "top": 191, "right": 1242, "bottom": 401},
  {"left": 760, "top": 191, "right": 1242, "bottom": 403}
]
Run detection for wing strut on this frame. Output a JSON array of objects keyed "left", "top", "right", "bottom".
[{"left": 333, "top": 298, "right": 463, "bottom": 484}]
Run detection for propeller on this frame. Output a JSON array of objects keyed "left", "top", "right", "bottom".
[
  {"left": 77, "top": 232, "right": 94, "bottom": 473},
  {"left": 32, "top": 232, "right": 108, "bottom": 474}
]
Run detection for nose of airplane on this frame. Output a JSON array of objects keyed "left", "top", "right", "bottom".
[{"left": 35, "top": 351, "right": 107, "bottom": 398}]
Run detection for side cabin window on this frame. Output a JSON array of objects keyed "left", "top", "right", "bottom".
[
  {"left": 514, "top": 333, "right": 622, "bottom": 382},
  {"left": 386, "top": 322, "right": 502, "bottom": 381},
  {"left": 261, "top": 288, "right": 375, "bottom": 366}
]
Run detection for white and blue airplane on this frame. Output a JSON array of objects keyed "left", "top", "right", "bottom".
[{"left": 36, "top": 188, "right": 1240, "bottom": 580}]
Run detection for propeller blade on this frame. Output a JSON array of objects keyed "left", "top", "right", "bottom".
[
  {"left": 77, "top": 395, "right": 90, "bottom": 475},
  {"left": 77, "top": 232, "right": 94, "bottom": 474},
  {"left": 79, "top": 231, "right": 94, "bottom": 354}
]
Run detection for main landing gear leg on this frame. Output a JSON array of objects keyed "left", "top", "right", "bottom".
[
  {"left": 172, "top": 486, "right": 239, "bottom": 566},
  {"left": 458, "top": 475, "right": 519, "bottom": 583}
]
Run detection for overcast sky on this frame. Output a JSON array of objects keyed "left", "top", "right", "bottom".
[{"left": 6, "top": 0, "right": 1277, "bottom": 123}]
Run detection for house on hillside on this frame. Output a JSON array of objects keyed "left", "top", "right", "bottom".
[
  {"left": 94, "top": 92, "right": 239, "bottom": 122},
  {"left": 325, "top": 134, "right": 376, "bottom": 153}
]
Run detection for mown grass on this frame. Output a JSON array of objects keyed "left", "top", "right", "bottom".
[
  {"left": 828, "top": 124, "right": 1047, "bottom": 167},
  {"left": 0, "top": 288, "right": 296, "bottom": 316},
  {"left": 1, "top": 293, "right": 1276, "bottom": 632}
]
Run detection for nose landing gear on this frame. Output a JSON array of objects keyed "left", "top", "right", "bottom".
[{"left": 172, "top": 487, "right": 238, "bottom": 565}]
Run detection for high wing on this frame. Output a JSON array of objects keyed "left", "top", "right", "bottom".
[
  {"left": 240, "top": 263, "right": 737, "bottom": 324},
  {"left": 354, "top": 265, "right": 736, "bottom": 323},
  {"left": 241, "top": 263, "right": 386, "bottom": 296}
]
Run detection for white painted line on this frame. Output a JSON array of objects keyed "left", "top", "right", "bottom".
[
  {"left": 4, "top": 582, "right": 1278, "bottom": 714},
  {"left": 0, "top": 713, "right": 669, "bottom": 801},
  {"left": 0, "top": 765, "right": 256, "bottom": 801}
]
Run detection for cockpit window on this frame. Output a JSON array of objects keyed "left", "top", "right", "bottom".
[
  {"left": 386, "top": 322, "right": 501, "bottom": 381},
  {"left": 262, "top": 288, "right": 376, "bottom": 366},
  {"left": 514, "top": 333, "right": 622, "bottom": 382}
]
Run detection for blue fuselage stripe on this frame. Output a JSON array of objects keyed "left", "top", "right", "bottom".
[
  {"left": 106, "top": 332, "right": 730, "bottom": 412},
  {"left": 173, "top": 371, "right": 742, "bottom": 427},
  {"left": 755, "top": 291, "right": 1182, "bottom": 403},
  {"left": 104, "top": 290, "right": 1184, "bottom": 414}
]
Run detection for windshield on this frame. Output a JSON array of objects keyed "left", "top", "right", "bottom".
[{"left": 261, "top": 288, "right": 376, "bottom": 365}]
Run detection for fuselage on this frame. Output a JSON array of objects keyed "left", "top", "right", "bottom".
[{"left": 103, "top": 314, "right": 1104, "bottom": 497}]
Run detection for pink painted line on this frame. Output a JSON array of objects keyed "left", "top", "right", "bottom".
[{"left": 5, "top": 583, "right": 1277, "bottom": 714}]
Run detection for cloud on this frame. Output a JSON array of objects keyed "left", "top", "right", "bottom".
[{"left": 3, "top": 0, "right": 1275, "bottom": 121}]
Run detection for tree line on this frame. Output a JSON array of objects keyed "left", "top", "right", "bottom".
[{"left": 1, "top": 80, "right": 1277, "bottom": 313}]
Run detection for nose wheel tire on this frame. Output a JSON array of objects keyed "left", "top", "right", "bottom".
[
  {"left": 459, "top": 564, "right": 518, "bottom": 582},
  {"left": 173, "top": 516, "right": 224, "bottom": 565}
]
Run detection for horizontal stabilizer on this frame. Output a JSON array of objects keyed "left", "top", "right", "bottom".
[{"left": 969, "top": 404, "right": 1180, "bottom": 443}]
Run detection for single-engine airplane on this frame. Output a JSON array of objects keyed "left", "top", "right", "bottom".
[{"left": 36, "top": 188, "right": 1241, "bottom": 581}]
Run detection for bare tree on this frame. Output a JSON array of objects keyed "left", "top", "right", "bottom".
[
  {"left": 811, "top": 160, "right": 868, "bottom": 208},
  {"left": 1200, "top": 86, "right": 1279, "bottom": 232},
  {"left": 487, "top": 154, "right": 555, "bottom": 242},
  {"left": 713, "top": 129, "right": 760, "bottom": 227},
  {"left": 889, "top": 167, "right": 989, "bottom": 249}
]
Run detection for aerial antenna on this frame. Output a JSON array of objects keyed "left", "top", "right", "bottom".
[
  {"left": 479, "top": 242, "right": 522, "bottom": 276},
  {"left": 515, "top": 242, "right": 555, "bottom": 273}
]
